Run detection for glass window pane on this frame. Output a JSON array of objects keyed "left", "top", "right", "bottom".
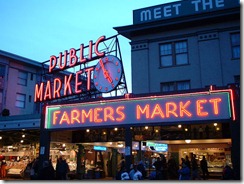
[
  {"left": 231, "top": 33, "right": 240, "bottom": 45},
  {"left": 161, "top": 56, "right": 173, "bottom": 67},
  {"left": 160, "top": 44, "right": 172, "bottom": 55},
  {"left": 18, "top": 71, "right": 27, "bottom": 86},
  {"left": 15, "top": 101, "right": 24, "bottom": 108},
  {"left": 232, "top": 46, "right": 240, "bottom": 58},
  {"left": 161, "top": 83, "right": 174, "bottom": 92},
  {"left": 0, "top": 65, "right": 5, "bottom": 76},
  {"left": 18, "top": 78, "right": 27, "bottom": 86},
  {"left": 175, "top": 41, "right": 187, "bottom": 53},
  {"left": 18, "top": 71, "right": 27, "bottom": 79},
  {"left": 15, "top": 94, "right": 25, "bottom": 108},
  {"left": 177, "top": 81, "right": 190, "bottom": 90},
  {"left": 176, "top": 54, "right": 188, "bottom": 65},
  {"left": 16, "top": 94, "right": 25, "bottom": 101}
]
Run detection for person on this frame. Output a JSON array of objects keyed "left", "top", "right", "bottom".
[
  {"left": 39, "top": 160, "right": 55, "bottom": 180},
  {"left": 185, "top": 156, "right": 191, "bottom": 170},
  {"left": 133, "top": 164, "right": 143, "bottom": 180},
  {"left": 137, "top": 160, "right": 146, "bottom": 179},
  {"left": 167, "top": 156, "right": 178, "bottom": 179},
  {"left": 120, "top": 167, "right": 130, "bottom": 180},
  {"left": 129, "top": 164, "right": 136, "bottom": 180},
  {"left": 161, "top": 154, "right": 168, "bottom": 180},
  {"left": 200, "top": 156, "right": 209, "bottom": 180},
  {"left": 178, "top": 162, "right": 190, "bottom": 180},
  {"left": 56, "top": 157, "right": 69, "bottom": 180},
  {"left": 153, "top": 157, "right": 163, "bottom": 179},
  {"left": 0, "top": 160, "right": 7, "bottom": 179},
  {"left": 117, "top": 155, "right": 125, "bottom": 171},
  {"left": 222, "top": 164, "right": 234, "bottom": 180},
  {"left": 191, "top": 154, "right": 200, "bottom": 180},
  {"left": 31, "top": 157, "right": 40, "bottom": 180}
]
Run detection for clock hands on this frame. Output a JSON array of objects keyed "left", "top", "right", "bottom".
[{"left": 99, "top": 59, "right": 113, "bottom": 83}]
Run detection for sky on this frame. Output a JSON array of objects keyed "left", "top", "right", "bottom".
[{"left": 0, "top": 0, "right": 179, "bottom": 93}]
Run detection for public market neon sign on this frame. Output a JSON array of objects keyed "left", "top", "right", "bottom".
[
  {"left": 34, "top": 36, "right": 106, "bottom": 102},
  {"left": 44, "top": 89, "right": 235, "bottom": 130}
]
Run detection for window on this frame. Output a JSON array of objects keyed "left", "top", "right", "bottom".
[
  {"left": 0, "top": 64, "right": 5, "bottom": 77},
  {"left": 160, "top": 40, "right": 188, "bottom": 67},
  {"left": 161, "top": 81, "right": 190, "bottom": 92},
  {"left": 230, "top": 33, "right": 240, "bottom": 59},
  {"left": 18, "top": 71, "right": 28, "bottom": 86},
  {"left": 15, "top": 93, "right": 26, "bottom": 108},
  {"left": 30, "top": 73, "right": 34, "bottom": 81}
]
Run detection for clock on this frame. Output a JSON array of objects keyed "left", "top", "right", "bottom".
[{"left": 93, "top": 55, "right": 123, "bottom": 93}]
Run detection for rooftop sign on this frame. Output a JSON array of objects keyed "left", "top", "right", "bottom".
[
  {"left": 44, "top": 89, "right": 235, "bottom": 130},
  {"left": 133, "top": 0, "right": 240, "bottom": 24}
]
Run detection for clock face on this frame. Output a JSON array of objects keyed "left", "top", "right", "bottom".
[{"left": 93, "top": 55, "right": 123, "bottom": 93}]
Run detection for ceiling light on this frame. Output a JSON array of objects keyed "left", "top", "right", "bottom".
[
  {"left": 178, "top": 124, "right": 182, "bottom": 128},
  {"left": 185, "top": 139, "right": 191, "bottom": 144}
]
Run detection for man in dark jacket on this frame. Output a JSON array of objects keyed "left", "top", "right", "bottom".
[{"left": 200, "top": 156, "right": 209, "bottom": 180}]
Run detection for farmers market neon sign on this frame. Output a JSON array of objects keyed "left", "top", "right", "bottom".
[{"left": 44, "top": 89, "right": 235, "bottom": 129}]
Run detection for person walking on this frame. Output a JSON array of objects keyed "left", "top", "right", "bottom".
[
  {"left": 153, "top": 157, "right": 163, "bottom": 179},
  {"left": 200, "top": 156, "right": 209, "bottom": 180},
  {"left": 0, "top": 160, "right": 7, "bottom": 179},
  {"left": 39, "top": 160, "right": 55, "bottom": 180},
  {"left": 167, "top": 156, "right": 178, "bottom": 179},
  {"left": 178, "top": 162, "right": 190, "bottom": 180},
  {"left": 133, "top": 164, "right": 143, "bottom": 180},
  {"left": 191, "top": 154, "right": 200, "bottom": 180},
  {"left": 56, "top": 157, "right": 69, "bottom": 180}
]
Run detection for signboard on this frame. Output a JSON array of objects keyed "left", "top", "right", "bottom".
[
  {"left": 44, "top": 89, "right": 234, "bottom": 130},
  {"left": 93, "top": 146, "right": 107, "bottom": 151},
  {"left": 133, "top": 0, "right": 239, "bottom": 24},
  {"left": 146, "top": 142, "right": 168, "bottom": 152}
]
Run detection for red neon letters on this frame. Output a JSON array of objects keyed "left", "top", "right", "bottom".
[
  {"left": 49, "top": 36, "right": 105, "bottom": 73},
  {"left": 49, "top": 97, "right": 223, "bottom": 127},
  {"left": 52, "top": 106, "right": 125, "bottom": 125},
  {"left": 35, "top": 36, "right": 105, "bottom": 102}
]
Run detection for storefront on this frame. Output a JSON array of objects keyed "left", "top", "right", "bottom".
[{"left": 38, "top": 84, "right": 237, "bottom": 179}]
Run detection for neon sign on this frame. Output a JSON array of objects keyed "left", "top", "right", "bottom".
[
  {"left": 44, "top": 89, "right": 235, "bottom": 130},
  {"left": 93, "top": 146, "right": 107, "bottom": 151},
  {"left": 34, "top": 36, "right": 111, "bottom": 102}
]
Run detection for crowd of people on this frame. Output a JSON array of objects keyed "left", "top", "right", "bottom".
[
  {"left": 115, "top": 154, "right": 235, "bottom": 181},
  {"left": 0, "top": 153, "right": 235, "bottom": 180},
  {"left": 24, "top": 156, "right": 70, "bottom": 180}
]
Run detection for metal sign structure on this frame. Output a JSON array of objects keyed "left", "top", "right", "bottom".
[{"left": 37, "top": 35, "right": 128, "bottom": 104}]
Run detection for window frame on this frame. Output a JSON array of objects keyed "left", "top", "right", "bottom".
[
  {"left": 15, "top": 93, "right": 26, "bottom": 108},
  {"left": 230, "top": 32, "right": 240, "bottom": 59},
  {"left": 159, "top": 40, "right": 189, "bottom": 68},
  {"left": 18, "top": 70, "right": 28, "bottom": 86},
  {"left": 161, "top": 80, "right": 190, "bottom": 92}
]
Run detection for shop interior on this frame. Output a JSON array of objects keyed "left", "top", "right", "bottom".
[{"left": 0, "top": 122, "right": 232, "bottom": 179}]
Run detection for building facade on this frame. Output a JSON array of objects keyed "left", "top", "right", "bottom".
[
  {"left": 0, "top": 50, "right": 43, "bottom": 116},
  {"left": 114, "top": 0, "right": 240, "bottom": 180},
  {"left": 115, "top": 0, "right": 240, "bottom": 94}
]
